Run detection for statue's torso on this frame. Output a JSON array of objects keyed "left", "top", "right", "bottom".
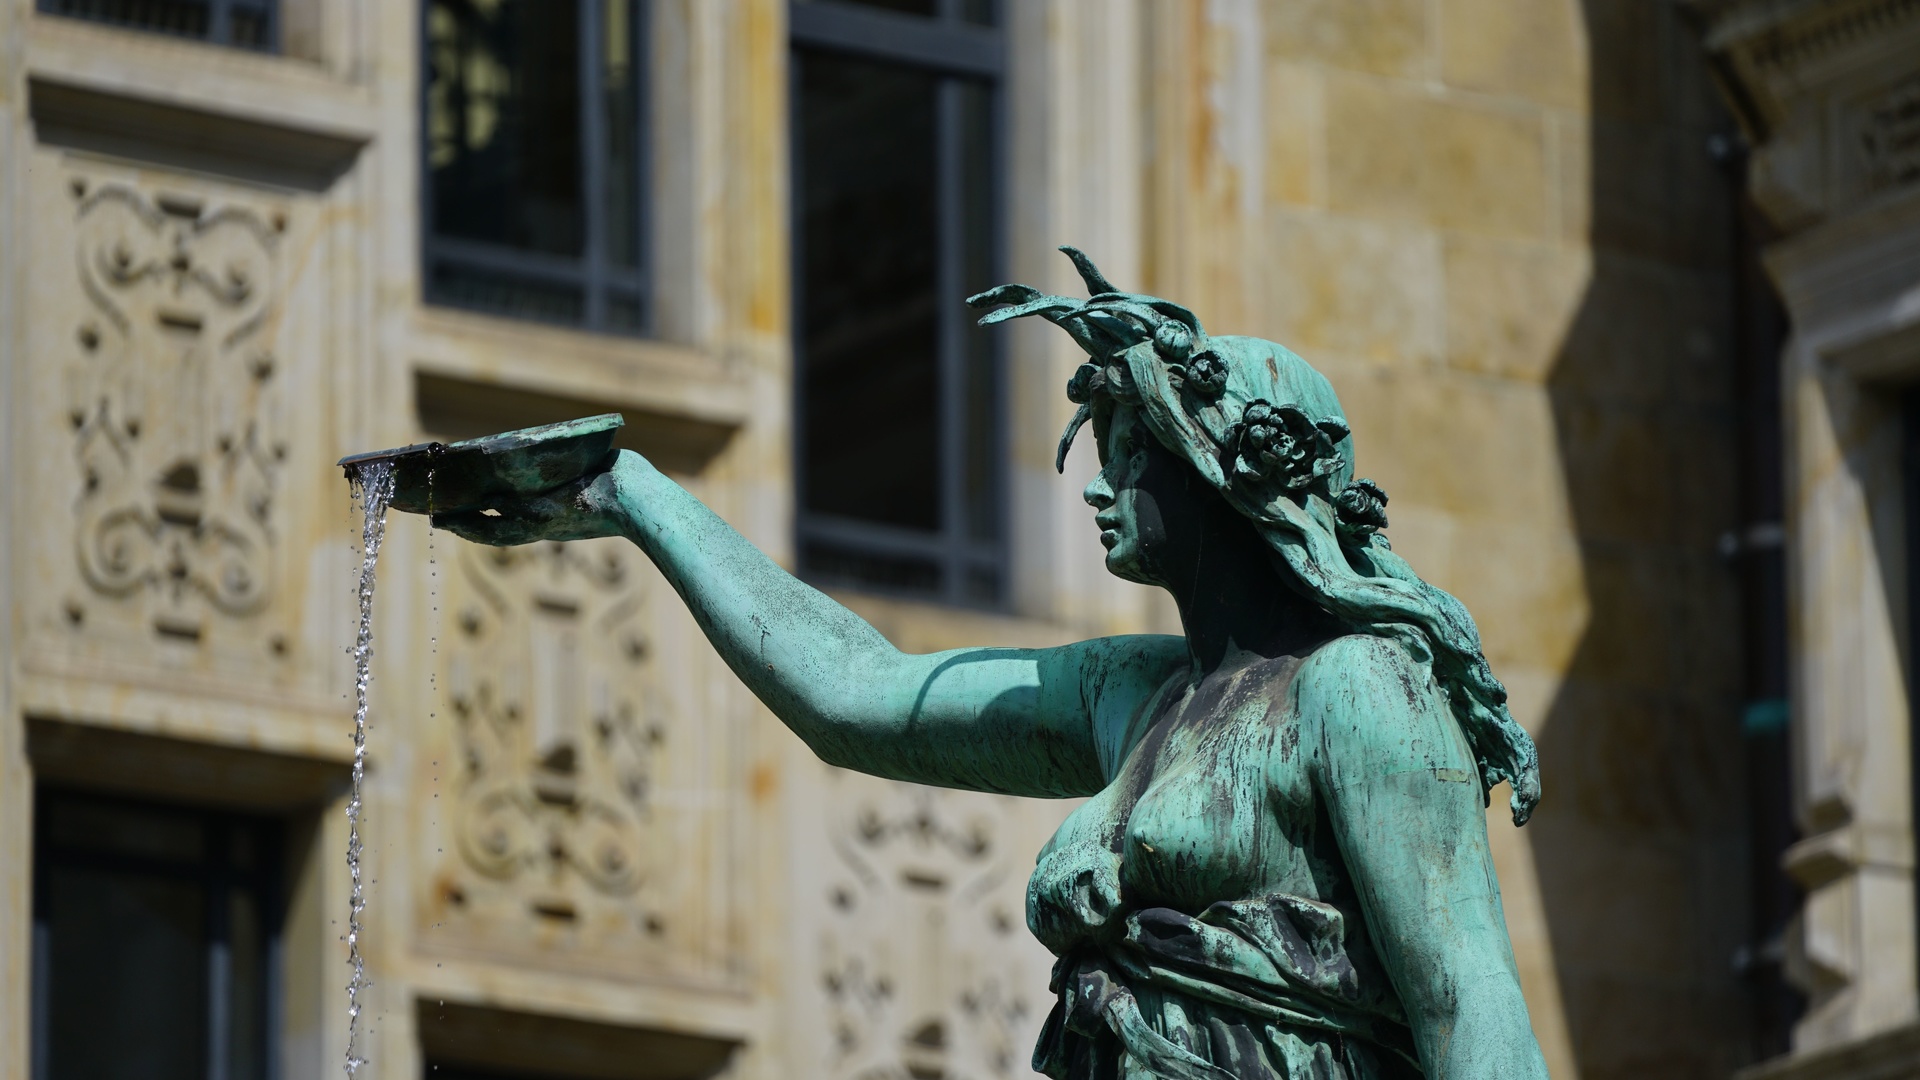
[
  {"left": 1119, "top": 656, "right": 1332, "bottom": 912},
  {"left": 1027, "top": 642, "right": 1421, "bottom": 1079}
]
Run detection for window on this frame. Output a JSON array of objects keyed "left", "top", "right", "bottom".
[
  {"left": 38, "top": 0, "right": 277, "bottom": 50},
  {"left": 424, "top": 0, "right": 649, "bottom": 333},
  {"left": 791, "top": 0, "right": 1004, "bottom": 606},
  {"left": 418, "top": 999, "right": 739, "bottom": 1079},
  {"left": 31, "top": 789, "right": 284, "bottom": 1080}
]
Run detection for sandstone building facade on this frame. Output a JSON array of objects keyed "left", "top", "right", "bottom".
[
  {"left": 1694, "top": 1, "right": 1920, "bottom": 1078},
  {"left": 0, "top": 1, "right": 1884, "bottom": 1077}
]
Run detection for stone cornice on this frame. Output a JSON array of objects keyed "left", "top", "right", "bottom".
[
  {"left": 1691, "top": 0, "right": 1920, "bottom": 231},
  {"left": 1716, "top": 0, "right": 1920, "bottom": 74},
  {"left": 1701, "top": 0, "right": 1920, "bottom": 133}
]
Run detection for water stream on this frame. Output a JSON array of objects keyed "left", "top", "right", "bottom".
[{"left": 345, "top": 460, "right": 396, "bottom": 1077}]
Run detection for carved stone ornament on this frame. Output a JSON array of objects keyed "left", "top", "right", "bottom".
[
  {"left": 436, "top": 538, "right": 671, "bottom": 948},
  {"left": 819, "top": 783, "right": 1034, "bottom": 1080},
  {"left": 67, "top": 182, "right": 284, "bottom": 644},
  {"left": 1860, "top": 73, "right": 1920, "bottom": 194}
]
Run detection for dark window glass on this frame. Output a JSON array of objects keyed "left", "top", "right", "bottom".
[
  {"left": 32, "top": 790, "right": 282, "bottom": 1080},
  {"left": 602, "top": 0, "right": 642, "bottom": 270},
  {"left": 803, "top": 0, "right": 994, "bottom": 23},
  {"left": 425, "top": 0, "right": 649, "bottom": 334},
  {"left": 798, "top": 53, "right": 942, "bottom": 532},
  {"left": 39, "top": 0, "right": 278, "bottom": 50},
  {"left": 802, "top": 539, "right": 943, "bottom": 596},
  {"left": 822, "top": 0, "right": 937, "bottom": 16},
  {"left": 428, "top": 262, "right": 586, "bottom": 326},
  {"left": 792, "top": 4, "right": 1004, "bottom": 606},
  {"left": 428, "top": 0, "right": 584, "bottom": 256},
  {"left": 958, "top": 78, "right": 997, "bottom": 544},
  {"left": 1906, "top": 391, "right": 1920, "bottom": 1005}
]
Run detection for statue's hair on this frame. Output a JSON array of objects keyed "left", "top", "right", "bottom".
[{"left": 970, "top": 247, "right": 1540, "bottom": 825}]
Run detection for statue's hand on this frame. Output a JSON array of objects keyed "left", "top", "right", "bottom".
[{"left": 431, "top": 450, "right": 636, "bottom": 546}]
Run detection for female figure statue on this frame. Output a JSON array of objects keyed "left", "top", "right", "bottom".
[{"left": 438, "top": 249, "right": 1549, "bottom": 1079}]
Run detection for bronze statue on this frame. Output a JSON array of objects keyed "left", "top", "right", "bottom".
[{"left": 433, "top": 248, "right": 1549, "bottom": 1078}]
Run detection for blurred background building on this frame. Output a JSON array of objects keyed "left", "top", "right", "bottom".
[{"left": 1, "top": 0, "right": 1917, "bottom": 1077}]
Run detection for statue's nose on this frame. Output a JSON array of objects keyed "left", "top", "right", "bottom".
[{"left": 1083, "top": 472, "right": 1115, "bottom": 509}]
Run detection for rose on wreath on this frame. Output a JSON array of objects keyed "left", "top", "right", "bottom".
[
  {"left": 1180, "top": 350, "right": 1229, "bottom": 397},
  {"left": 1066, "top": 362, "right": 1106, "bottom": 405},
  {"left": 1334, "top": 477, "right": 1390, "bottom": 538},
  {"left": 1231, "top": 399, "right": 1350, "bottom": 493}
]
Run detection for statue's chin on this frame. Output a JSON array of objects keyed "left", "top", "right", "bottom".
[{"left": 1102, "top": 547, "right": 1156, "bottom": 587}]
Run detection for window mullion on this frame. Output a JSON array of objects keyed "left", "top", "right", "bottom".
[
  {"left": 30, "top": 917, "right": 50, "bottom": 1080},
  {"left": 580, "top": 0, "right": 611, "bottom": 329},
  {"left": 207, "top": 817, "right": 232, "bottom": 1080},
  {"left": 790, "top": 50, "right": 813, "bottom": 536},
  {"left": 419, "top": 1, "right": 437, "bottom": 305},
  {"left": 988, "top": 77, "right": 1009, "bottom": 594},
  {"left": 634, "top": 0, "right": 652, "bottom": 330},
  {"left": 30, "top": 802, "right": 51, "bottom": 1080},
  {"left": 264, "top": 826, "right": 287, "bottom": 1080},
  {"left": 935, "top": 76, "right": 966, "bottom": 604},
  {"left": 208, "top": 0, "right": 234, "bottom": 44}
]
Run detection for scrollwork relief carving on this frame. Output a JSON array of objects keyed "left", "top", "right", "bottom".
[
  {"left": 819, "top": 784, "right": 1034, "bottom": 1080},
  {"left": 439, "top": 538, "right": 671, "bottom": 943},
  {"left": 66, "top": 181, "right": 284, "bottom": 644},
  {"left": 1860, "top": 73, "right": 1920, "bottom": 194}
]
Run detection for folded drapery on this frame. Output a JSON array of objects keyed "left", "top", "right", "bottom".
[{"left": 1033, "top": 896, "right": 1423, "bottom": 1080}]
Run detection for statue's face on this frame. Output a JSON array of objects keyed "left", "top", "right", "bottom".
[{"left": 1083, "top": 402, "right": 1206, "bottom": 587}]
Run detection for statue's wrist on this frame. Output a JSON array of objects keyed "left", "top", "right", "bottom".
[{"left": 607, "top": 449, "right": 663, "bottom": 539}]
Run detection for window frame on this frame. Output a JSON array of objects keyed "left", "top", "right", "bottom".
[
  {"left": 29, "top": 787, "right": 288, "bottom": 1080},
  {"left": 789, "top": 0, "right": 1009, "bottom": 608},
  {"left": 37, "top": 0, "right": 280, "bottom": 51},
  {"left": 419, "top": 0, "right": 653, "bottom": 335}
]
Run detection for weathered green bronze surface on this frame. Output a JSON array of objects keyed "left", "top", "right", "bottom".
[
  {"left": 338, "top": 413, "right": 623, "bottom": 515},
  {"left": 426, "top": 250, "right": 1548, "bottom": 1078}
]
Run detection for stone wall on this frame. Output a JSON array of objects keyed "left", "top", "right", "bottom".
[
  {"left": 1697, "top": 0, "right": 1920, "bottom": 1073},
  {"left": 1132, "top": 2, "right": 1752, "bottom": 1076}
]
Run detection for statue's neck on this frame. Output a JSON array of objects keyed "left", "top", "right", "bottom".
[{"left": 1165, "top": 516, "right": 1341, "bottom": 679}]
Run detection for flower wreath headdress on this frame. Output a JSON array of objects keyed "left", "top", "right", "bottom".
[{"left": 967, "top": 246, "right": 1390, "bottom": 546}]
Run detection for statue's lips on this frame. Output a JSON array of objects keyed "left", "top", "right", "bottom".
[{"left": 337, "top": 413, "right": 625, "bottom": 515}]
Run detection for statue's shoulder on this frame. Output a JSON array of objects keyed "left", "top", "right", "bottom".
[
  {"left": 1076, "top": 633, "right": 1188, "bottom": 780},
  {"left": 1300, "top": 631, "right": 1423, "bottom": 672},
  {"left": 1290, "top": 633, "right": 1441, "bottom": 726}
]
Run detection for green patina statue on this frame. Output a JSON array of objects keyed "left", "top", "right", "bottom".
[{"left": 436, "top": 248, "right": 1549, "bottom": 1079}]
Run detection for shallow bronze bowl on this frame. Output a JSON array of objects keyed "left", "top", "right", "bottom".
[{"left": 337, "top": 413, "right": 625, "bottom": 515}]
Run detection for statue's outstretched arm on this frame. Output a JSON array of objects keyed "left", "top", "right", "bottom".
[
  {"left": 1297, "top": 635, "right": 1550, "bottom": 1079},
  {"left": 436, "top": 449, "right": 1182, "bottom": 797}
]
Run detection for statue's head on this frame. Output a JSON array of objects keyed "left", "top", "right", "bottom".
[{"left": 970, "top": 247, "right": 1540, "bottom": 825}]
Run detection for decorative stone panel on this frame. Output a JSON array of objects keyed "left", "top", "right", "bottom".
[
  {"left": 418, "top": 536, "right": 725, "bottom": 984},
  {"left": 1854, "top": 73, "right": 1920, "bottom": 196},
  {"left": 804, "top": 771, "right": 1057, "bottom": 1080},
  {"left": 68, "top": 183, "right": 283, "bottom": 640},
  {"left": 20, "top": 159, "right": 340, "bottom": 714}
]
